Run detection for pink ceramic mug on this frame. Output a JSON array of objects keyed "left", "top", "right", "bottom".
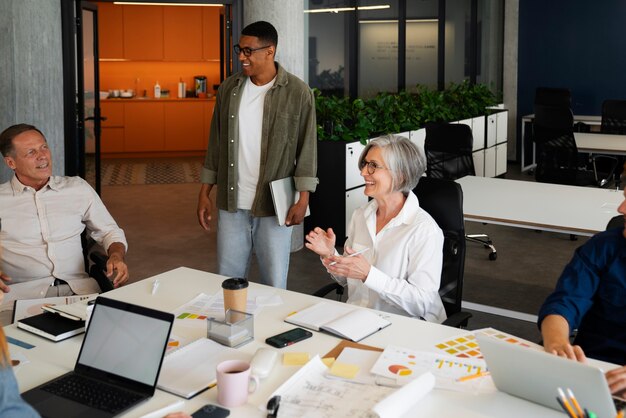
[{"left": 216, "top": 360, "right": 259, "bottom": 407}]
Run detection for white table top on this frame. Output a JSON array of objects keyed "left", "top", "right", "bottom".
[
  {"left": 6, "top": 267, "right": 591, "bottom": 417},
  {"left": 575, "top": 132, "right": 626, "bottom": 156},
  {"left": 522, "top": 114, "right": 602, "bottom": 125},
  {"left": 456, "top": 176, "right": 623, "bottom": 236}
]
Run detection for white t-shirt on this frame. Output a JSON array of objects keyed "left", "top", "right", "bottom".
[{"left": 237, "top": 77, "right": 276, "bottom": 210}]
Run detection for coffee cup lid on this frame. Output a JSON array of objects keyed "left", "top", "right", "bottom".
[{"left": 222, "top": 277, "right": 249, "bottom": 290}]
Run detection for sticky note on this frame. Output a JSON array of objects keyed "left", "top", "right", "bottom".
[
  {"left": 329, "top": 362, "right": 360, "bottom": 379},
  {"left": 322, "top": 357, "right": 336, "bottom": 368},
  {"left": 283, "top": 352, "right": 310, "bottom": 366}
]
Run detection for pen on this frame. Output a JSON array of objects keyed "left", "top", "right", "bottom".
[
  {"left": 566, "top": 388, "right": 584, "bottom": 418},
  {"left": 267, "top": 395, "right": 281, "bottom": 418},
  {"left": 139, "top": 399, "right": 184, "bottom": 418},
  {"left": 329, "top": 247, "right": 370, "bottom": 266},
  {"left": 151, "top": 279, "right": 160, "bottom": 295}
]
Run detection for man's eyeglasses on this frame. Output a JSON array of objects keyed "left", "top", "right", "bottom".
[
  {"left": 359, "top": 159, "right": 388, "bottom": 175},
  {"left": 234, "top": 44, "right": 271, "bottom": 57}
]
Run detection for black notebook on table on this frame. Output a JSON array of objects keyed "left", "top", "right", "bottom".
[
  {"left": 17, "top": 312, "right": 85, "bottom": 342},
  {"left": 22, "top": 296, "right": 174, "bottom": 418}
]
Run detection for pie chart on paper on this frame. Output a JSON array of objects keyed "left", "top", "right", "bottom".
[{"left": 388, "top": 364, "right": 413, "bottom": 376}]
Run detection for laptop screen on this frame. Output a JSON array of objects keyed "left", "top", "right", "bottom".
[{"left": 77, "top": 298, "right": 173, "bottom": 386}]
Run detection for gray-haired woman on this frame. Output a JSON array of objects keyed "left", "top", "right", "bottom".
[{"left": 306, "top": 135, "right": 446, "bottom": 322}]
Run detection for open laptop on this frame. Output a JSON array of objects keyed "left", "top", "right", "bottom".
[
  {"left": 22, "top": 296, "right": 174, "bottom": 418},
  {"left": 476, "top": 333, "right": 619, "bottom": 418}
]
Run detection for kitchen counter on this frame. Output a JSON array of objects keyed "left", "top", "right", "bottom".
[{"left": 103, "top": 97, "right": 215, "bottom": 102}]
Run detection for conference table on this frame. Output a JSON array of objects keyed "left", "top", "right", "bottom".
[
  {"left": 456, "top": 175, "right": 623, "bottom": 237},
  {"left": 5, "top": 267, "right": 595, "bottom": 417}
]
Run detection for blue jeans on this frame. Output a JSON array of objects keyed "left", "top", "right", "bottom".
[{"left": 217, "top": 209, "right": 293, "bottom": 289}]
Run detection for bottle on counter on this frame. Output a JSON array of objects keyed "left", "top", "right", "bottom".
[
  {"left": 154, "top": 81, "right": 161, "bottom": 99},
  {"left": 178, "top": 78, "right": 186, "bottom": 98}
]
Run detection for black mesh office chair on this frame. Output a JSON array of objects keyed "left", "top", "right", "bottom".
[
  {"left": 424, "top": 122, "right": 497, "bottom": 260},
  {"left": 313, "top": 177, "right": 472, "bottom": 328},
  {"left": 600, "top": 99, "right": 626, "bottom": 187},
  {"left": 534, "top": 105, "right": 616, "bottom": 187}
]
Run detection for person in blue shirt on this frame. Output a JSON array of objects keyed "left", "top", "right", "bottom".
[{"left": 538, "top": 190, "right": 626, "bottom": 396}]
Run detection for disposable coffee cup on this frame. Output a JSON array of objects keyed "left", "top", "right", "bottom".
[{"left": 222, "top": 278, "right": 249, "bottom": 317}]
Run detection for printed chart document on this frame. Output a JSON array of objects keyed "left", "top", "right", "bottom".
[
  {"left": 285, "top": 302, "right": 391, "bottom": 342},
  {"left": 269, "top": 177, "right": 310, "bottom": 226},
  {"left": 157, "top": 338, "right": 242, "bottom": 399}
]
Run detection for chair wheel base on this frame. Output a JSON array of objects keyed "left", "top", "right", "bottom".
[{"left": 489, "top": 252, "right": 497, "bottom": 261}]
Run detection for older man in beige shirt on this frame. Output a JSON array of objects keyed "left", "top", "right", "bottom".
[{"left": 0, "top": 123, "right": 128, "bottom": 324}]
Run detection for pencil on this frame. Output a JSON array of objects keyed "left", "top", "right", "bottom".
[
  {"left": 457, "top": 371, "right": 491, "bottom": 382},
  {"left": 556, "top": 396, "right": 577, "bottom": 418},
  {"left": 566, "top": 388, "right": 584, "bottom": 418},
  {"left": 557, "top": 388, "right": 578, "bottom": 418},
  {"left": 616, "top": 410, "right": 624, "bottom": 418},
  {"left": 329, "top": 247, "right": 370, "bottom": 266}
]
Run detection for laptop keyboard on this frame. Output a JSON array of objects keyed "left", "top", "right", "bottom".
[{"left": 42, "top": 374, "right": 144, "bottom": 414}]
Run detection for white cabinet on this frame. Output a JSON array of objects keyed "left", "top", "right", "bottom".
[
  {"left": 486, "top": 114, "right": 497, "bottom": 148},
  {"left": 484, "top": 146, "right": 497, "bottom": 178},
  {"left": 473, "top": 150, "right": 485, "bottom": 177},
  {"left": 345, "top": 141, "right": 366, "bottom": 190},
  {"left": 472, "top": 116, "right": 485, "bottom": 151},
  {"left": 346, "top": 187, "right": 368, "bottom": 229},
  {"left": 495, "top": 143, "right": 507, "bottom": 177}
]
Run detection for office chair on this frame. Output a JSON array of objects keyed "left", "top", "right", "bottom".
[
  {"left": 313, "top": 177, "right": 472, "bottom": 328},
  {"left": 606, "top": 215, "right": 624, "bottom": 231},
  {"left": 424, "top": 122, "right": 497, "bottom": 261},
  {"left": 600, "top": 99, "right": 626, "bottom": 187},
  {"left": 534, "top": 105, "right": 616, "bottom": 187},
  {"left": 81, "top": 233, "right": 114, "bottom": 292},
  {"left": 534, "top": 87, "right": 571, "bottom": 108}
]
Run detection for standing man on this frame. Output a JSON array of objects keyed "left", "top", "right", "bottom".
[
  {"left": 197, "top": 21, "right": 318, "bottom": 289},
  {"left": 0, "top": 123, "right": 128, "bottom": 323}
]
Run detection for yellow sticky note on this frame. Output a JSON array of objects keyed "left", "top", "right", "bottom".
[
  {"left": 329, "top": 362, "right": 360, "bottom": 379},
  {"left": 283, "top": 352, "right": 310, "bottom": 366},
  {"left": 321, "top": 357, "right": 336, "bottom": 368}
]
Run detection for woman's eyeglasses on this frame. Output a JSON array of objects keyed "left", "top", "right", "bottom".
[{"left": 359, "top": 160, "right": 388, "bottom": 174}]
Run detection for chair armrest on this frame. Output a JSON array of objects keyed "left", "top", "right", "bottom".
[
  {"left": 312, "top": 283, "right": 344, "bottom": 299},
  {"left": 441, "top": 311, "right": 472, "bottom": 328},
  {"left": 89, "top": 251, "right": 114, "bottom": 292}
]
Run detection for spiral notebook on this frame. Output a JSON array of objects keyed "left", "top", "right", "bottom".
[{"left": 157, "top": 338, "right": 240, "bottom": 399}]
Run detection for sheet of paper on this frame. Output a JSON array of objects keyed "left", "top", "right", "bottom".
[
  {"left": 370, "top": 345, "right": 495, "bottom": 394},
  {"left": 171, "top": 290, "right": 269, "bottom": 329},
  {"left": 327, "top": 347, "right": 381, "bottom": 385},
  {"left": 268, "top": 356, "right": 394, "bottom": 418},
  {"left": 372, "top": 371, "right": 435, "bottom": 418},
  {"left": 432, "top": 327, "right": 541, "bottom": 360}
]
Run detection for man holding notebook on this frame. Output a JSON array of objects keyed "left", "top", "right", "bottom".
[{"left": 197, "top": 21, "right": 318, "bottom": 289}]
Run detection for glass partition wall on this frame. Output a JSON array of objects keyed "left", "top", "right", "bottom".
[{"left": 306, "top": 0, "right": 503, "bottom": 99}]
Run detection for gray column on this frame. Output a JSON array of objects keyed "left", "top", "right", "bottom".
[
  {"left": 0, "top": 0, "right": 64, "bottom": 182},
  {"left": 243, "top": 0, "right": 305, "bottom": 79},
  {"left": 503, "top": 0, "right": 519, "bottom": 159}
]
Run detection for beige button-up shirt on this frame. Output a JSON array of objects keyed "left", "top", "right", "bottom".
[{"left": 0, "top": 175, "right": 127, "bottom": 309}]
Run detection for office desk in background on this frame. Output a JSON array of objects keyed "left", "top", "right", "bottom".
[
  {"left": 521, "top": 114, "right": 602, "bottom": 172},
  {"left": 456, "top": 176, "right": 622, "bottom": 236},
  {"left": 575, "top": 132, "right": 626, "bottom": 156},
  {"left": 7, "top": 267, "right": 593, "bottom": 417}
]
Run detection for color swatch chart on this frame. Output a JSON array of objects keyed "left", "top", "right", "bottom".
[{"left": 434, "top": 327, "right": 537, "bottom": 359}]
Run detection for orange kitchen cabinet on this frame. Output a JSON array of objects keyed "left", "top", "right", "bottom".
[
  {"left": 100, "top": 101, "right": 124, "bottom": 127},
  {"left": 124, "top": 102, "right": 164, "bottom": 151},
  {"left": 164, "top": 102, "right": 204, "bottom": 151},
  {"left": 123, "top": 6, "right": 163, "bottom": 60},
  {"left": 164, "top": 7, "right": 203, "bottom": 60},
  {"left": 100, "top": 101, "right": 124, "bottom": 153},
  {"left": 101, "top": 128, "right": 125, "bottom": 153},
  {"left": 202, "top": 7, "right": 221, "bottom": 60},
  {"left": 203, "top": 100, "right": 215, "bottom": 149},
  {"left": 98, "top": 3, "right": 124, "bottom": 59}
]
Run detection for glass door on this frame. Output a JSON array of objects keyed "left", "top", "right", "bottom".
[{"left": 80, "top": 2, "right": 102, "bottom": 193}]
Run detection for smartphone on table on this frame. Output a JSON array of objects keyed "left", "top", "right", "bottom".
[
  {"left": 191, "top": 404, "right": 230, "bottom": 418},
  {"left": 265, "top": 327, "right": 313, "bottom": 348}
]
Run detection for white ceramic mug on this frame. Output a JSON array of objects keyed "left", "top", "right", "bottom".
[{"left": 216, "top": 360, "right": 259, "bottom": 407}]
